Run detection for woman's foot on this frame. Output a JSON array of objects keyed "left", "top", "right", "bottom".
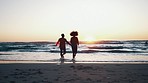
[{"left": 72, "top": 58, "right": 75, "bottom": 61}]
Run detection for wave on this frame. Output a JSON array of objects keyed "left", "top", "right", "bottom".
[
  {"left": 88, "top": 46, "right": 124, "bottom": 49},
  {"left": 0, "top": 40, "right": 148, "bottom": 53},
  {"left": 49, "top": 50, "right": 143, "bottom": 53}
]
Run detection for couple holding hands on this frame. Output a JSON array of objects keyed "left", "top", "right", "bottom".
[{"left": 56, "top": 31, "right": 79, "bottom": 60}]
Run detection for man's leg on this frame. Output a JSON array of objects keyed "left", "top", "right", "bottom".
[
  {"left": 62, "top": 47, "right": 66, "bottom": 56},
  {"left": 60, "top": 48, "right": 63, "bottom": 58}
]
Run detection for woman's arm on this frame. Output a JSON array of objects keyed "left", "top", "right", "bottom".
[{"left": 77, "top": 37, "right": 79, "bottom": 45}]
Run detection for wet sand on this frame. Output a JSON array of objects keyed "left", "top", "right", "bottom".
[{"left": 0, "top": 62, "right": 148, "bottom": 83}]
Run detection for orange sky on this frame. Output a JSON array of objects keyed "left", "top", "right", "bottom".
[{"left": 0, "top": 0, "right": 148, "bottom": 42}]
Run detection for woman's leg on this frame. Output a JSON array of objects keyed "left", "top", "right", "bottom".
[
  {"left": 72, "top": 46, "right": 75, "bottom": 59},
  {"left": 72, "top": 45, "right": 77, "bottom": 59}
]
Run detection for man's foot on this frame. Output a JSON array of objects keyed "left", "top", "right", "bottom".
[{"left": 63, "top": 53, "right": 66, "bottom": 55}]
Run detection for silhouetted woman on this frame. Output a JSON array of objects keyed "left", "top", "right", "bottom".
[
  {"left": 56, "top": 34, "right": 70, "bottom": 59},
  {"left": 70, "top": 31, "right": 79, "bottom": 60}
]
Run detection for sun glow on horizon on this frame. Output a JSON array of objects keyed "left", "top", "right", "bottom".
[{"left": 83, "top": 36, "right": 98, "bottom": 43}]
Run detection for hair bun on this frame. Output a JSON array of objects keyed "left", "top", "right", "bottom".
[{"left": 70, "top": 31, "right": 78, "bottom": 36}]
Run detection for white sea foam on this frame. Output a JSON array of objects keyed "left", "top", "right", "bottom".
[{"left": 0, "top": 40, "right": 148, "bottom": 62}]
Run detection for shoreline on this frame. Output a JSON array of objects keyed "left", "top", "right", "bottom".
[{"left": 0, "top": 60, "right": 148, "bottom": 64}]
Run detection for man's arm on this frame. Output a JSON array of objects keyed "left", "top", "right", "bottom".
[
  {"left": 56, "top": 39, "right": 60, "bottom": 46},
  {"left": 65, "top": 39, "right": 71, "bottom": 45}
]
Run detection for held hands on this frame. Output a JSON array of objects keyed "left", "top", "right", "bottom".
[{"left": 69, "top": 43, "right": 72, "bottom": 46}]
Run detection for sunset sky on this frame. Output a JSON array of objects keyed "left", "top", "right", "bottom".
[{"left": 0, "top": 0, "right": 148, "bottom": 42}]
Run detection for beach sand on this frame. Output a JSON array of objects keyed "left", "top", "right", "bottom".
[{"left": 0, "top": 62, "right": 148, "bottom": 83}]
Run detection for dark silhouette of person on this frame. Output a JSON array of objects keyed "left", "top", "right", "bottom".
[
  {"left": 56, "top": 34, "right": 71, "bottom": 59},
  {"left": 70, "top": 31, "right": 79, "bottom": 60}
]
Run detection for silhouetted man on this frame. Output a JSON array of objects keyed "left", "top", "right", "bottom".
[{"left": 56, "top": 34, "right": 71, "bottom": 59}]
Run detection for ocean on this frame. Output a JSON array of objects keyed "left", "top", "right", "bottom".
[{"left": 0, "top": 40, "right": 148, "bottom": 63}]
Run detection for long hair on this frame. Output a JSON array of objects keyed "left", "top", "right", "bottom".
[{"left": 70, "top": 31, "right": 78, "bottom": 36}]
